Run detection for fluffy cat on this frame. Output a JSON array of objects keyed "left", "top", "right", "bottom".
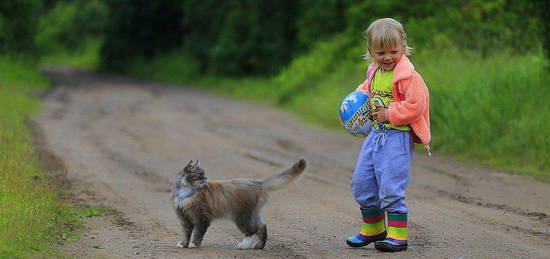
[{"left": 172, "top": 158, "right": 306, "bottom": 249}]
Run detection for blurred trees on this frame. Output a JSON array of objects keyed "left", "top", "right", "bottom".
[
  {"left": 346, "top": 0, "right": 542, "bottom": 56},
  {"left": 181, "top": 0, "right": 301, "bottom": 75},
  {"left": 533, "top": 0, "right": 549, "bottom": 64},
  {"left": 0, "top": 0, "right": 43, "bottom": 55},
  {"left": 99, "top": 0, "right": 545, "bottom": 75},
  {"left": 100, "top": 0, "right": 185, "bottom": 72},
  {"left": 0, "top": 0, "right": 107, "bottom": 57},
  {"left": 0, "top": 0, "right": 547, "bottom": 72},
  {"left": 98, "top": 0, "right": 358, "bottom": 75},
  {"left": 35, "top": 0, "right": 108, "bottom": 54}
]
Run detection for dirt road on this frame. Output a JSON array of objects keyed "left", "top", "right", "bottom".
[{"left": 35, "top": 67, "right": 550, "bottom": 258}]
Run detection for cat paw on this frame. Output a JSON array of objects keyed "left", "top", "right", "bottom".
[
  {"left": 188, "top": 242, "right": 198, "bottom": 248},
  {"left": 237, "top": 235, "right": 259, "bottom": 249},
  {"left": 176, "top": 241, "right": 185, "bottom": 248}
]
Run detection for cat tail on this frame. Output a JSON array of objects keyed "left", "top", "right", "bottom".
[{"left": 261, "top": 158, "right": 306, "bottom": 191}]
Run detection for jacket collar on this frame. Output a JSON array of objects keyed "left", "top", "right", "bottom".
[{"left": 367, "top": 54, "right": 415, "bottom": 83}]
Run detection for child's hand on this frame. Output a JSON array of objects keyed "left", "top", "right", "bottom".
[{"left": 372, "top": 108, "right": 388, "bottom": 123}]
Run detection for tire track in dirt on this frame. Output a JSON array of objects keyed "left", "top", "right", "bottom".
[{"left": 421, "top": 185, "right": 550, "bottom": 240}]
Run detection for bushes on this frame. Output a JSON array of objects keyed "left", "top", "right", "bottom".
[
  {"left": 196, "top": 0, "right": 301, "bottom": 75},
  {"left": 100, "top": 0, "right": 545, "bottom": 75},
  {"left": 295, "top": 0, "right": 353, "bottom": 49},
  {"left": 1, "top": 0, "right": 548, "bottom": 73},
  {"left": 35, "top": 0, "right": 108, "bottom": 55},
  {"left": 413, "top": 50, "right": 550, "bottom": 174},
  {"left": 100, "top": 0, "right": 185, "bottom": 72},
  {"left": 346, "top": 0, "right": 542, "bottom": 56},
  {"left": 1, "top": 0, "right": 108, "bottom": 60},
  {"left": 0, "top": 0, "right": 42, "bottom": 55},
  {"left": 101, "top": 0, "right": 303, "bottom": 75}
]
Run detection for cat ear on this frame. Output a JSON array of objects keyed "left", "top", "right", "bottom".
[
  {"left": 186, "top": 160, "right": 194, "bottom": 167},
  {"left": 195, "top": 160, "right": 200, "bottom": 166}
]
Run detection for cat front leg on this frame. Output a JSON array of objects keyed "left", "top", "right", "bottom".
[
  {"left": 176, "top": 214, "right": 193, "bottom": 248},
  {"left": 191, "top": 218, "right": 210, "bottom": 248}
]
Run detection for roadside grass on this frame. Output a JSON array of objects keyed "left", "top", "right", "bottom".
[
  {"left": 0, "top": 57, "right": 80, "bottom": 258},
  {"left": 414, "top": 49, "right": 550, "bottom": 178},
  {"left": 39, "top": 38, "right": 103, "bottom": 69},
  {"left": 123, "top": 37, "right": 550, "bottom": 179},
  {"left": 77, "top": 205, "right": 115, "bottom": 219}
]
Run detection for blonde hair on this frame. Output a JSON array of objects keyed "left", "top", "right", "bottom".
[{"left": 363, "top": 18, "right": 412, "bottom": 60}]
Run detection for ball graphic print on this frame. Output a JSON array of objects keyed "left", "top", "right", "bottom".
[{"left": 338, "top": 90, "right": 372, "bottom": 137}]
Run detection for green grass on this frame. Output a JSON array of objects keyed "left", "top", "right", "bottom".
[
  {"left": 0, "top": 57, "right": 80, "bottom": 258},
  {"left": 39, "top": 38, "right": 103, "bottom": 69},
  {"left": 76, "top": 205, "right": 115, "bottom": 219},
  {"left": 415, "top": 49, "right": 550, "bottom": 178},
  {"left": 123, "top": 36, "right": 550, "bottom": 179}
]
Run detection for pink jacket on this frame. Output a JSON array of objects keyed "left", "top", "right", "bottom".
[{"left": 356, "top": 55, "right": 431, "bottom": 152}]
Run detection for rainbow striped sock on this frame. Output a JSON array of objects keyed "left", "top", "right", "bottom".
[
  {"left": 346, "top": 207, "right": 386, "bottom": 246},
  {"left": 384, "top": 212, "right": 408, "bottom": 245}
]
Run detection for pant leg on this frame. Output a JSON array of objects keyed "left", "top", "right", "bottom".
[
  {"left": 350, "top": 130, "right": 380, "bottom": 209},
  {"left": 373, "top": 130, "right": 413, "bottom": 213}
]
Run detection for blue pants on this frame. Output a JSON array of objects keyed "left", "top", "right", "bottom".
[{"left": 350, "top": 129, "right": 413, "bottom": 213}]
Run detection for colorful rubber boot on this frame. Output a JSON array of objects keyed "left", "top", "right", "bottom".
[
  {"left": 375, "top": 212, "right": 408, "bottom": 252},
  {"left": 346, "top": 207, "right": 387, "bottom": 247}
]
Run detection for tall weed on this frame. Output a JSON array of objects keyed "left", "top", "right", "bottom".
[{"left": 414, "top": 49, "right": 550, "bottom": 174}]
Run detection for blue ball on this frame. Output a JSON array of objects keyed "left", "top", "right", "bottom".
[{"left": 339, "top": 91, "right": 372, "bottom": 137}]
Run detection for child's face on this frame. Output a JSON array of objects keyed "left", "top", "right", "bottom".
[{"left": 370, "top": 45, "right": 403, "bottom": 71}]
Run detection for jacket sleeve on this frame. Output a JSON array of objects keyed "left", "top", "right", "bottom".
[
  {"left": 356, "top": 64, "right": 377, "bottom": 92},
  {"left": 355, "top": 78, "right": 369, "bottom": 91},
  {"left": 386, "top": 73, "right": 428, "bottom": 126}
]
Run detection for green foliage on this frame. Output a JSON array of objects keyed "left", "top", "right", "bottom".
[
  {"left": 221, "top": 0, "right": 300, "bottom": 75},
  {"left": 0, "top": 0, "right": 43, "bottom": 55},
  {"left": 40, "top": 38, "right": 103, "bottom": 69},
  {"left": 179, "top": 0, "right": 228, "bottom": 73},
  {"left": 35, "top": 0, "right": 108, "bottom": 55},
  {"left": 102, "top": 0, "right": 353, "bottom": 75},
  {"left": 295, "top": 0, "right": 354, "bottom": 49},
  {"left": 0, "top": 57, "right": 80, "bottom": 258},
  {"left": 533, "top": 0, "right": 550, "bottom": 64},
  {"left": 415, "top": 49, "right": 550, "bottom": 174},
  {"left": 100, "top": 0, "right": 185, "bottom": 72},
  {"left": 346, "top": 0, "right": 542, "bottom": 56},
  {"left": 3, "top": 0, "right": 550, "bottom": 72},
  {"left": 127, "top": 49, "right": 200, "bottom": 84},
  {"left": 273, "top": 34, "right": 360, "bottom": 104},
  {"left": 94, "top": 0, "right": 546, "bottom": 75},
  {"left": 77, "top": 205, "right": 114, "bottom": 218},
  {"left": 182, "top": 0, "right": 302, "bottom": 75}
]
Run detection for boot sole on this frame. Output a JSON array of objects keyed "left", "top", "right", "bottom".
[
  {"left": 346, "top": 233, "right": 387, "bottom": 248},
  {"left": 346, "top": 239, "right": 370, "bottom": 247},
  {"left": 375, "top": 242, "right": 407, "bottom": 252}
]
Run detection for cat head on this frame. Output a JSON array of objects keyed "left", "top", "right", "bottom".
[{"left": 176, "top": 160, "right": 208, "bottom": 189}]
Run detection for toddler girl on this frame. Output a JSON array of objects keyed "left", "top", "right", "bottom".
[{"left": 345, "top": 18, "right": 431, "bottom": 252}]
